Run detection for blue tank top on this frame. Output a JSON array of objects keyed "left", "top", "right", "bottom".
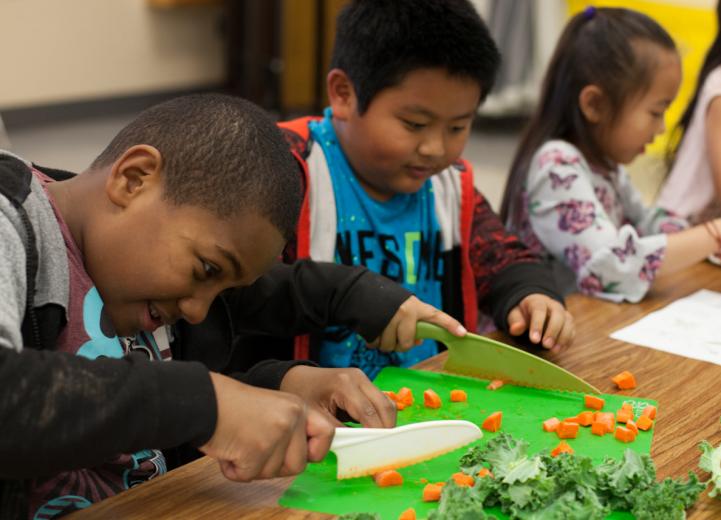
[{"left": 309, "top": 109, "right": 444, "bottom": 379}]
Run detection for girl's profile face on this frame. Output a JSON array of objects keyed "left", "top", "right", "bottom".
[{"left": 597, "top": 46, "right": 682, "bottom": 166}]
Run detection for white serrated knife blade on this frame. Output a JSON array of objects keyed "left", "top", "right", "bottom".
[{"left": 329, "top": 420, "right": 482, "bottom": 479}]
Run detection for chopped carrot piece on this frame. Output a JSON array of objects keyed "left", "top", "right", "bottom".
[
  {"left": 614, "top": 426, "right": 636, "bottom": 443},
  {"left": 397, "top": 387, "right": 414, "bottom": 406},
  {"left": 575, "top": 411, "right": 594, "bottom": 426},
  {"left": 551, "top": 440, "right": 574, "bottom": 457},
  {"left": 450, "top": 389, "right": 468, "bottom": 402},
  {"left": 593, "top": 412, "right": 615, "bottom": 434},
  {"left": 486, "top": 379, "right": 505, "bottom": 390},
  {"left": 542, "top": 417, "right": 561, "bottom": 432},
  {"left": 556, "top": 421, "right": 579, "bottom": 439},
  {"left": 620, "top": 402, "right": 634, "bottom": 414},
  {"left": 642, "top": 405, "right": 657, "bottom": 419},
  {"left": 563, "top": 416, "right": 580, "bottom": 424},
  {"left": 477, "top": 467, "right": 493, "bottom": 478},
  {"left": 591, "top": 421, "right": 607, "bottom": 436},
  {"left": 626, "top": 420, "right": 639, "bottom": 435},
  {"left": 419, "top": 478, "right": 429, "bottom": 484},
  {"left": 636, "top": 415, "right": 654, "bottom": 431},
  {"left": 398, "top": 508, "right": 417, "bottom": 520},
  {"left": 383, "top": 391, "right": 398, "bottom": 402},
  {"left": 422, "top": 483, "right": 443, "bottom": 502},
  {"left": 436, "top": 481, "right": 446, "bottom": 486},
  {"left": 395, "top": 401, "right": 407, "bottom": 411},
  {"left": 612, "top": 371, "right": 637, "bottom": 390},
  {"left": 616, "top": 409, "right": 634, "bottom": 423},
  {"left": 374, "top": 470, "right": 404, "bottom": 487},
  {"left": 584, "top": 394, "right": 605, "bottom": 410},
  {"left": 482, "top": 411, "right": 503, "bottom": 432},
  {"left": 423, "top": 389, "right": 442, "bottom": 409},
  {"left": 451, "top": 472, "right": 475, "bottom": 487}
]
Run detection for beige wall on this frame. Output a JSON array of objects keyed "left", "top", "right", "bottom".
[{"left": 0, "top": 0, "right": 225, "bottom": 110}]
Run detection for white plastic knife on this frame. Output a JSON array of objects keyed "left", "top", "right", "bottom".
[{"left": 329, "top": 420, "right": 482, "bottom": 479}]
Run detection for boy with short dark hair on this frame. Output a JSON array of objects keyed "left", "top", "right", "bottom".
[
  {"left": 0, "top": 93, "right": 463, "bottom": 517},
  {"left": 280, "top": 0, "right": 575, "bottom": 378}
]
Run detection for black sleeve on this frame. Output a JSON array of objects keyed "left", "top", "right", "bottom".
[
  {"left": 485, "top": 262, "right": 565, "bottom": 333},
  {"left": 225, "top": 260, "right": 412, "bottom": 342},
  {"left": 0, "top": 348, "right": 216, "bottom": 478}
]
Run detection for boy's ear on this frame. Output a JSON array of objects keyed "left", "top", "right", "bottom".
[
  {"left": 105, "top": 145, "right": 163, "bottom": 209},
  {"left": 578, "top": 85, "right": 607, "bottom": 124},
  {"left": 327, "top": 68, "right": 357, "bottom": 121}
]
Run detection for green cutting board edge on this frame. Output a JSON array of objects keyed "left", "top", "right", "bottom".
[{"left": 279, "top": 367, "right": 655, "bottom": 519}]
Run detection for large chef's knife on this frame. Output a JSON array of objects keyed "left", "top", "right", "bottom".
[
  {"left": 330, "top": 420, "right": 481, "bottom": 479},
  {"left": 416, "top": 322, "right": 599, "bottom": 393}
]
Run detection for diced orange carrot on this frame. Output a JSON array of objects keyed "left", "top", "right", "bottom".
[
  {"left": 399, "top": 508, "right": 417, "bottom": 520},
  {"left": 419, "top": 478, "right": 429, "bottom": 484},
  {"left": 626, "top": 420, "right": 639, "bottom": 435},
  {"left": 620, "top": 402, "right": 634, "bottom": 414},
  {"left": 564, "top": 416, "right": 580, "bottom": 424},
  {"left": 543, "top": 417, "right": 561, "bottom": 432},
  {"left": 642, "top": 405, "right": 657, "bottom": 419},
  {"left": 423, "top": 389, "right": 442, "bottom": 409},
  {"left": 612, "top": 371, "right": 637, "bottom": 390},
  {"left": 451, "top": 472, "right": 475, "bottom": 487},
  {"left": 374, "top": 470, "right": 404, "bottom": 487},
  {"left": 482, "top": 411, "right": 503, "bottom": 432},
  {"left": 575, "top": 411, "right": 594, "bottom": 426},
  {"left": 383, "top": 391, "right": 398, "bottom": 402},
  {"left": 551, "top": 440, "right": 574, "bottom": 457},
  {"left": 636, "top": 414, "right": 654, "bottom": 431},
  {"left": 486, "top": 379, "right": 505, "bottom": 390},
  {"left": 436, "top": 482, "right": 446, "bottom": 486},
  {"left": 584, "top": 394, "right": 605, "bottom": 410},
  {"left": 614, "top": 426, "right": 636, "bottom": 443},
  {"left": 556, "top": 421, "right": 579, "bottom": 439},
  {"left": 477, "top": 468, "right": 493, "bottom": 478},
  {"left": 616, "top": 409, "right": 634, "bottom": 423},
  {"left": 450, "top": 389, "right": 468, "bottom": 402},
  {"left": 593, "top": 412, "right": 615, "bottom": 434},
  {"left": 397, "top": 387, "right": 414, "bottom": 406},
  {"left": 396, "top": 401, "right": 407, "bottom": 411},
  {"left": 422, "top": 483, "right": 443, "bottom": 502},
  {"left": 591, "top": 421, "right": 607, "bottom": 436}
]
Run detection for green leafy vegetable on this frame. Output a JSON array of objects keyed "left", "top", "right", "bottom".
[
  {"left": 699, "top": 440, "right": 721, "bottom": 498},
  {"left": 427, "top": 433, "right": 705, "bottom": 520}
]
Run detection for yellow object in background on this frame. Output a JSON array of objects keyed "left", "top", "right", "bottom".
[{"left": 567, "top": 0, "right": 716, "bottom": 156}]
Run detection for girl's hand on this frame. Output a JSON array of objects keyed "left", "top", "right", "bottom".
[
  {"left": 507, "top": 294, "right": 575, "bottom": 352},
  {"left": 279, "top": 366, "right": 397, "bottom": 428},
  {"left": 368, "top": 295, "right": 467, "bottom": 353}
]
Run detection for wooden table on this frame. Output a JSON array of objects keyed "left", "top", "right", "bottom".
[{"left": 72, "top": 261, "right": 721, "bottom": 519}]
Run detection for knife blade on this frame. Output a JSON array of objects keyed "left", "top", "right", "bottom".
[
  {"left": 330, "top": 420, "right": 482, "bottom": 479},
  {"left": 416, "top": 322, "right": 599, "bottom": 393}
]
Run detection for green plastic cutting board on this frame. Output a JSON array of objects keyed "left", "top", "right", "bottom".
[{"left": 279, "top": 367, "right": 655, "bottom": 520}]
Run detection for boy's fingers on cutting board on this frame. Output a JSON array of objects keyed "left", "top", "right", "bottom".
[
  {"left": 506, "top": 306, "right": 528, "bottom": 336},
  {"left": 333, "top": 371, "right": 397, "bottom": 428}
]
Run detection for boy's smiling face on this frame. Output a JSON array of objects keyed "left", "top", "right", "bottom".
[
  {"left": 329, "top": 67, "right": 481, "bottom": 201},
  {"left": 73, "top": 148, "right": 286, "bottom": 337}
]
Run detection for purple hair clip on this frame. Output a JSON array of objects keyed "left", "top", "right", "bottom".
[{"left": 583, "top": 5, "right": 597, "bottom": 19}]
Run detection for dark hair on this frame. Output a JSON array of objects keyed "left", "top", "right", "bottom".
[
  {"left": 91, "top": 93, "right": 301, "bottom": 240},
  {"left": 500, "top": 8, "right": 676, "bottom": 228},
  {"left": 330, "top": 0, "right": 501, "bottom": 114},
  {"left": 667, "top": 1, "right": 721, "bottom": 165}
]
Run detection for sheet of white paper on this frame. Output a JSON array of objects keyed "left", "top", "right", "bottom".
[{"left": 610, "top": 289, "right": 721, "bottom": 365}]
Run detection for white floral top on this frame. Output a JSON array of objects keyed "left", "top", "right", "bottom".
[{"left": 517, "top": 140, "right": 688, "bottom": 303}]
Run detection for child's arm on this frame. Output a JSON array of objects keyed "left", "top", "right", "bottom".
[
  {"left": 224, "top": 260, "right": 464, "bottom": 349},
  {"left": 706, "top": 96, "right": 721, "bottom": 202},
  {"left": 468, "top": 189, "right": 571, "bottom": 348}
]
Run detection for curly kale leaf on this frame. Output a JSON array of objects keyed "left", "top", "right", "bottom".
[
  {"left": 630, "top": 472, "right": 706, "bottom": 520},
  {"left": 427, "top": 482, "right": 498, "bottom": 520},
  {"left": 699, "top": 440, "right": 721, "bottom": 498},
  {"left": 594, "top": 449, "right": 657, "bottom": 509}
]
